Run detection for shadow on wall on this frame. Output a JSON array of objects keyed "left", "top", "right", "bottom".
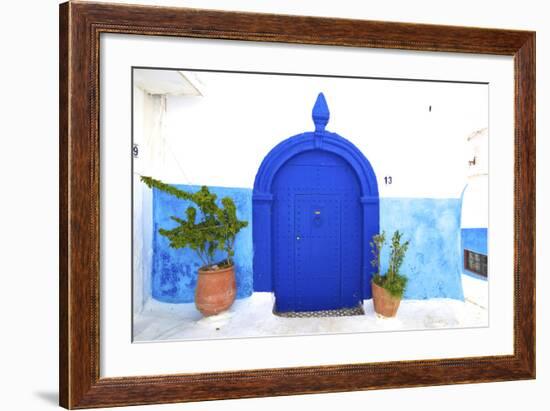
[
  {"left": 150, "top": 186, "right": 464, "bottom": 303},
  {"left": 152, "top": 185, "right": 253, "bottom": 303}
]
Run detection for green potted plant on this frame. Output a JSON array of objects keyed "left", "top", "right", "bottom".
[
  {"left": 370, "top": 230, "right": 410, "bottom": 317},
  {"left": 141, "top": 176, "right": 248, "bottom": 316}
]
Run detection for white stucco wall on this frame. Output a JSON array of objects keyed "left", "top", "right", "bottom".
[
  {"left": 143, "top": 70, "right": 489, "bottom": 199},
  {"left": 461, "top": 128, "right": 489, "bottom": 228},
  {"left": 465, "top": 128, "right": 489, "bottom": 177},
  {"left": 132, "top": 86, "right": 157, "bottom": 314},
  {"left": 461, "top": 175, "right": 489, "bottom": 229}
]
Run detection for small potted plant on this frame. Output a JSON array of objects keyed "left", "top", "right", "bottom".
[
  {"left": 370, "top": 230, "right": 410, "bottom": 318},
  {"left": 141, "top": 176, "right": 248, "bottom": 316}
]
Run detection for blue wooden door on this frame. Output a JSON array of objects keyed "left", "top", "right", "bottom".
[
  {"left": 295, "top": 194, "right": 341, "bottom": 311},
  {"left": 272, "top": 150, "right": 363, "bottom": 312}
]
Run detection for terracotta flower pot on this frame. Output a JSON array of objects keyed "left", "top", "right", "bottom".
[
  {"left": 371, "top": 281, "right": 402, "bottom": 318},
  {"left": 195, "top": 264, "right": 237, "bottom": 316}
]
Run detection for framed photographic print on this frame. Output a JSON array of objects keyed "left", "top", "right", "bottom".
[{"left": 59, "top": 1, "right": 535, "bottom": 409}]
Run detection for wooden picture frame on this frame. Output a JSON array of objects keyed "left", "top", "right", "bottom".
[{"left": 59, "top": 1, "right": 535, "bottom": 408}]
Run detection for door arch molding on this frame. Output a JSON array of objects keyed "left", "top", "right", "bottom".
[{"left": 252, "top": 93, "right": 380, "bottom": 302}]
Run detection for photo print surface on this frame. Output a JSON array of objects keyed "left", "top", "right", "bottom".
[{"left": 132, "top": 67, "right": 489, "bottom": 342}]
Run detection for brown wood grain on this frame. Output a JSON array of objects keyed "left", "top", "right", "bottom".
[
  {"left": 59, "top": 2, "right": 69, "bottom": 407},
  {"left": 59, "top": 1, "right": 536, "bottom": 409}
]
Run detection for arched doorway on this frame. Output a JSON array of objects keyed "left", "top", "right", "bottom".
[{"left": 252, "top": 93, "right": 379, "bottom": 313}]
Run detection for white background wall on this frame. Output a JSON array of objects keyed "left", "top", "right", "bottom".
[
  {"left": 462, "top": 175, "right": 489, "bottom": 228},
  {"left": 154, "top": 70, "right": 488, "bottom": 198},
  {"left": 462, "top": 129, "right": 489, "bottom": 228},
  {"left": 132, "top": 86, "right": 154, "bottom": 314},
  {"left": 0, "top": 1, "right": 546, "bottom": 411}
]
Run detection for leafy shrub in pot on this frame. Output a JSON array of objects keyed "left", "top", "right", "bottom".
[
  {"left": 141, "top": 176, "right": 248, "bottom": 316},
  {"left": 370, "top": 230, "right": 410, "bottom": 317}
]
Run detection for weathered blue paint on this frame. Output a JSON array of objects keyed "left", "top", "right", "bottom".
[
  {"left": 380, "top": 198, "right": 465, "bottom": 301},
  {"left": 151, "top": 185, "right": 253, "bottom": 303},
  {"left": 270, "top": 151, "right": 364, "bottom": 311},
  {"left": 151, "top": 189, "right": 465, "bottom": 303},
  {"left": 461, "top": 228, "right": 488, "bottom": 280},
  {"left": 252, "top": 93, "right": 380, "bottom": 312}
]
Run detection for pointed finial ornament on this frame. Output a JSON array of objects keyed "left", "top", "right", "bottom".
[{"left": 312, "top": 92, "right": 330, "bottom": 133}]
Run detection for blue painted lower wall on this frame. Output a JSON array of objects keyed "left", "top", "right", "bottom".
[
  {"left": 461, "top": 228, "right": 488, "bottom": 254},
  {"left": 380, "top": 198, "right": 464, "bottom": 301},
  {"left": 461, "top": 228, "right": 488, "bottom": 280},
  {"left": 152, "top": 185, "right": 253, "bottom": 303},
  {"left": 151, "top": 186, "right": 464, "bottom": 303}
]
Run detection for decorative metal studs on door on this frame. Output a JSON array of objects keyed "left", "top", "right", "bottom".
[{"left": 252, "top": 93, "right": 380, "bottom": 313}]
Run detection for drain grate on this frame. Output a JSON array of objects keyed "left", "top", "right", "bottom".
[{"left": 274, "top": 305, "right": 365, "bottom": 318}]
